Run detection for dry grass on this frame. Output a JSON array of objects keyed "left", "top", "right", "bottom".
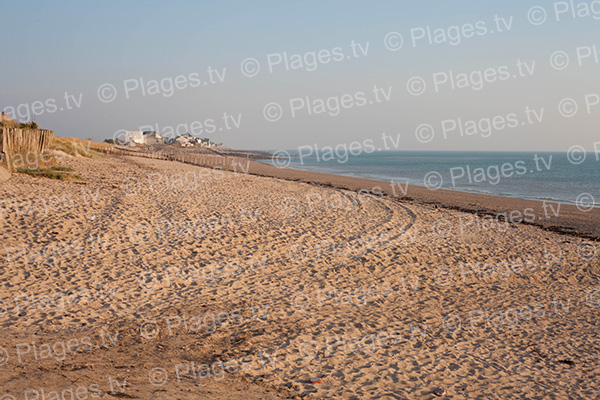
[
  {"left": 15, "top": 166, "right": 83, "bottom": 181},
  {"left": 51, "top": 136, "right": 111, "bottom": 158}
]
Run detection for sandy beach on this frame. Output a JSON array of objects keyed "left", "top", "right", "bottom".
[{"left": 1, "top": 152, "right": 599, "bottom": 399}]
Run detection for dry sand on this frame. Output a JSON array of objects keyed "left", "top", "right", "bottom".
[{"left": 0, "top": 153, "right": 599, "bottom": 399}]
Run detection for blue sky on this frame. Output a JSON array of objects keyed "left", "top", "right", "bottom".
[{"left": 1, "top": 1, "right": 599, "bottom": 150}]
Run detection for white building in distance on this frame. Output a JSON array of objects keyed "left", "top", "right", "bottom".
[
  {"left": 124, "top": 131, "right": 144, "bottom": 144},
  {"left": 124, "top": 131, "right": 164, "bottom": 145}
]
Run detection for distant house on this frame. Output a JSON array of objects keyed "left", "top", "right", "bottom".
[
  {"left": 164, "top": 133, "right": 222, "bottom": 148},
  {"left": 199, "top": 138, "right": 216, "bottom": 148},
  {"left": 143, "top": 131, "right": 164, "bottom": 145},
  {"left": 175, "top": 136, "right": 193, "bottom": 147},
  {"left": 123, "top": 130, "right": 164, "bottom": 145},
  {"left": 125, "top": 131, "right": 144, "bottom": 144}
]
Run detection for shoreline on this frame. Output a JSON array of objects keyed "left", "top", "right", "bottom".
[
  {"left": 245, "top": 159, "right": 600, "bottom": 240},
  {"left": 256, "top": 160, "right": 596, "bottom": 208}
]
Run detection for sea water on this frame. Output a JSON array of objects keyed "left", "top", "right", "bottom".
[{"left": 261, "top": 151, "right": 599, "bottom": 206}]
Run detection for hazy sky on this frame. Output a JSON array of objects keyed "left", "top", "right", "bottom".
[{"left": 1, "top": 1, "right": 599, "bottom": 151}]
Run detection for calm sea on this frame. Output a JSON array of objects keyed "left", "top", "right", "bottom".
[{"left": 261, "top": 151, "right": 599, "bottom": 206}]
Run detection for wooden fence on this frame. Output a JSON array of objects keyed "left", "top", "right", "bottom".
[
  {"left": 91, "top": 146, "right": 251, "bottom": 173},
  {"left": 0, "top": 127, "right": 54, "bottom": 168}
]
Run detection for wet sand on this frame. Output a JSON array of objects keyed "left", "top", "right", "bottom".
[{"left": 247, "top": 160, "right": 600, "bottom": 240}]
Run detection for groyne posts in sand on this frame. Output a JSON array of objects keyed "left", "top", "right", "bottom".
[{"left": 89, "top": 146, "right": 250, "bottom": 173}]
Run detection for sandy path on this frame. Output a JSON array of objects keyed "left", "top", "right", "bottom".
[{"left": 0, "top": 154, "right": 599, "bottom": 399}]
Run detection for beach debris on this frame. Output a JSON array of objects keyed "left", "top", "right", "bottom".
[
  {"left": 433, "top": 388, "right": 446, "bottom": 396},
  {"left": 308, "top": 377, "right": 321, "bottom": 384}
]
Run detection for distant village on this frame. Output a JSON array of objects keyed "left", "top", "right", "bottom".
[{"left": 118, "top": 131, "right": 224, "bottom": 148}]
